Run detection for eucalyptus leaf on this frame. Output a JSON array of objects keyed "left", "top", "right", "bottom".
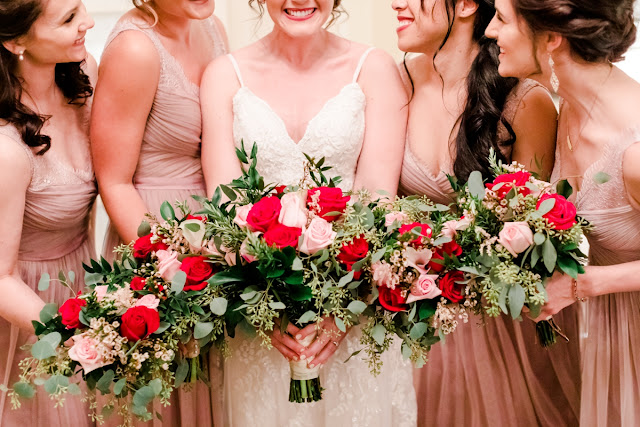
[
  {"left": 371, "top": 248, "right": 386, "bottom": 264},
  {"left": 39, "top": 303, "right": 59, "bottom": 324},
  {"left": 292, "top": 257, "right": 303, "bottom": 271},
  {"left": 593, "top": 171, "right": 611, "bottom": 185},
  {"left": 96, "top": 370, "right": 115, "bottom": 394},
  {"left": 537, "top": 198, "right": 556, "bottom": 216},
  {"left": 338, "top": 270, "right": 355, "bottom": 288},
  {"left": 268, "top": 302, "right": 286, "bottom": 310},
  {"left": 13, "top": 382, "right": 35, "bottom": 399},
  {"left": 31, "top": 340, "right": 56, "bottom": 360},
  {"left": 542, "top": 238, "right": 557, "bottom": 273},
  {"left": 44, "top": 375, "right": 69, "bottom": 394},
  {"left": 132, "top": 386, "right": 156, "bottom": 408},
  {"left": 149, "top": 379, "right": 162, "bottom": 395},
  {"left": 507, "top": 285, "right": 526, "bottom": 319},
  {"left": 210, "top": 298, "right": 228, "bottom": 316},
  {"left": 334, "top": 316, "right": 346, "bottom": 333},
  {"left": 371, "top": 324, "right": 386, "bottom": 346},
  {"left": 84, "top": 272, "right": 104, "bottom": 286},
  {"left": 113, "top": 378, "right": 127, "bottom": 396},
  {"left": 67, "top": 271, "right": 75, "bottom": 285},
  {"left": 67, "top": 383, "right": 81, "bottom": 395},
  {"left": 432, "top": 235, "right": 452, "bottom": 246},
  {"left": 171, "top": 270, "right": 187, "bottom": 294},
  {"left": 37, "top": 273, "right": 50, "bottom": 292},
  {"left": 468, "top": 171, "right": 486, "bottom": 200},
  {"left": 175, "top": 360, "right": 189, "bottom": 387},
  {"left": 194, "top": 322, "right": 214, "bottom": 340},
  {"left": 347, "top": 300, "right": 367, "bottom": 315},
  {"left": 401, "top": 342, "right": 412, "bottom": 360},
  {"left": 409, "top": 322, "right": 428, "bottom": 340},
  {"left": 534, "top": 233, "right": 546, "bottom": 246},
  {"left": 298, "top": 310, "right": 316, "bottom": 324}
]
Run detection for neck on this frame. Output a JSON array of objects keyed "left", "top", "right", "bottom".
[
  {"left": 555, "top": 60, "right": 614, "bottom": 120},
  {"left": 16, "top": 60, "right": 60, "bottom": 112},
  {"left": 416, "top": 27, "right": 479, "bottom": 91},
  {"left": 154, "top": 9, "right": 194, "bottom": 44},
  {"left": 264, "top": 29, "right": 331, "bottom": 68}
]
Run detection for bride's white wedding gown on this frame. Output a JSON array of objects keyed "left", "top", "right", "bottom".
[{"left": 217, "top": 49, "right": 417, "bottom": 427}]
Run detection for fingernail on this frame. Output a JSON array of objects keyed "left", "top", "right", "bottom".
[
  {"left": 293, "top": 356, "right": 298, "bottom": 361},
  {"left": 307, "top": 356, "right": 314, "bottom": 362},
  {"left": 300, "top": 347, "right": 306, "bottom": 353},
  {"left": 296, "top": 334, "right": 302, "bottom": 340},
  {"left": 300, "top": 355, "right": 306, "bottom": 360},
  {"left": 309, "top": 364, "right": 315, "bottom": 368}
]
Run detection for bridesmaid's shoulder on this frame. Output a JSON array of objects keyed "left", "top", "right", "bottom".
[
  {"left": 0, "top": 127, "right": 32, "bottom": 185},
  {"left": 102, "top": 10, "right": 160, "bottom": 66}
]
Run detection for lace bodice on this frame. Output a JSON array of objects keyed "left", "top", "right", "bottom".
[
  {"left": 551, "top": 126, "right": 640, "bottom": 266},
  {"left": 229, "top": 49, "right": 375, "bottom": 191}
]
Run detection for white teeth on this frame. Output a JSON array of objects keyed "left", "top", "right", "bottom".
[
  {"left": 397, "top": 19, "right": 412, "bottom": 28},
  {"left": 287, "top": 9, "right": 314, "bottom": 17}
]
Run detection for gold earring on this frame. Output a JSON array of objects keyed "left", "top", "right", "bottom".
[{"left": 548, "top": 54, "right": 559, "bottom": 93}]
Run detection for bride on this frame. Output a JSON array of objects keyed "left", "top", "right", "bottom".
[{"left": 200, "top": 0, "right": 416, "bottom": 425}]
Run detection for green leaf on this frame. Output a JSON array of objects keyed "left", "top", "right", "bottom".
[
  {"left": 37, "top": 273, "right": 50, "bottom": 292},
  {"left": 558, "top": 256, "right": 579, "bottom": 280},
  {"left": 556, "top": 179, "right": 574, "bottom": 199},
  {"left": 409, "top": 322, "right": 428, "bottom": 340},
  {"left": 84, "top": 272, "right": 104, "bottom": 286},
  {"left": 194, "top": 322, "right": 214, "bottom": 340},
  {"left": 171, "top": 270, "right": 187, "bottom": 294},
  {"left": 209, "top": 298, "right": 228, "bottom": 316},
  {"left": 338, "top": 270, "right": 355, "bottom": 288},
  {"left": 432, "top": 235, "right": 452, "bottom": 247},
  {"left": 347, "top": 300, "right": 367, "bottom": 315},
  {"left": 148, "top": 379, "right": 162, "bottom": 395},
  {"left": 40, "top": 331, "right": 62, "bottom": 348},
  {"left": 44, "top": 375, "right": 69, "bottom": 394},
  {"left": 468, "top": 171, "right": 486, "bottom": 200},
  {"left": 537, "top": 197, "right": 556, "bottom": 216},
  {"left": 371, "top": 248, "right": 386, "bottom": 264},
  {"left": 542, "top": 238, "right": 557, "bottom": 273},
  {"left": 31, "top": 340, "right": 56, "bottom": 360},
  {"left": 219, "top": 184, "right": 237, "bottom": 201},
  {"left": 184, "top": 223, "right": 201, "bottom": 232},
  {"left": 298, "top": 310, "right": 316, "bottom": 324},
  {"left": 268, "top": 302, "right": 286, "bottom": 310},
  {"left": 534, "top": 233, "right": 546, "bottom": 246},
  {"left": 401, "top": 342, "right": 412, "bottom": 360},
  {"left": 160, "top": 201, "right": 176, "bottom": 222},
  {"left": 137, "top": 220, "right": 151, "bottom": 237},
  {"left": 39, "top": 303, "right": 59, "bottom": 324},
  {"left": 371, "top": 324, "right": 386, "bottom": 346},
  {"left": 67, "top": 271, "right": 75, "bottom": 285},
  {"left": 334, "top": 316, "right": 346, "bottom": 333},
  {"left": 531, "top": 246, "right": 541, "bottom": 268},
  {"left": 132, "top": 386, "right": 156, "bottom": 408},
  {"left": 292, "top": 257, "right": 303, "bottom": 271},
  {"left": 13, "top": 382, "right": 35, "bottom": 399},
  {"left": 507, "top": 285, "right": 526, "bottom": 319},
  {"left": 593, "top": 171, "right": 611, "bottom": 185},
  {"left": 96, "top": 370, "right": 115, "bottom": 394},
  {"left": 175, "top": 360, "right": 189, "bottom": 387},
  {"left": 419, "top": 303, "right": 436, "bottom": 320},
  {"left": 101, "top": 405, "right": 115, "bottom": 419},
  {"left": 154, "top": 321, "right": 171, "bottom": 335},
  {"left": 67, "top": 383, "right": 81, "bottom": 395},
  {"left": 113, "top": 378, "right": 127, "bottom": 396}
]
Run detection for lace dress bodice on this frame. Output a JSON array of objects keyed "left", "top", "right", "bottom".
[{"left": 229, "top": 50, "right": 372, "bottom": 191}]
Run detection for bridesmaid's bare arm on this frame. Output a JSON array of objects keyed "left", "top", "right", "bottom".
[
  {"left": 0, "top": 137, "right": 45, "bottom": 331},
  {"left": 510, "top": 86, "right": 557, "bottom": 181},
  {"left": 91, "top": 31, "right": 160, "bottom": 244},
  {"left": 353, "top": 49, "right": 408, "bottom": 198},
  {"left": 201, "top": 56, "right": 243, "bottom": 196}
]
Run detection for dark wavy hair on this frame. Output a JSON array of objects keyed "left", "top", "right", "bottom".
[
  {"left": 405, "top": 0, "right": 519, "bottom": 182},
  {"left": 0, "top": 0, "right": 93, "bottom": 155},
  {"left": 514, "top": 0, "right": 636, "bottom": 63},
  {"left": 248, "top": 0, "right": 346, "bottom": 27}
]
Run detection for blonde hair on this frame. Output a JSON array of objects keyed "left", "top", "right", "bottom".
[{"left": 132, "top": 0, "right": 159, "bottom": 27}]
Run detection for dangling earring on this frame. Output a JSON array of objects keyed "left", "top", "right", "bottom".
[
  {"left": 548, "top": 54, "right": 559, "bottom": 93},
  {"left": 18, "top": 50, "right": 25, "bottom": 61}
]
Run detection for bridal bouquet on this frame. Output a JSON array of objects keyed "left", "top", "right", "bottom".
[
  {"left": 453, "top": 152, "right": 589, "bottom": 346},
  {"left": 9, "top": 203, "right": 230, "bottom": 424},
  {"left": 359, "top": 197, "right": 479, "bottom": 372},
  {"left": 200, "top": 144, "right": 380, "bottom": 403}
]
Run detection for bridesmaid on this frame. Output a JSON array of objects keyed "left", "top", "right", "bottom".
[
  {"left": 392, "top": 0, "right": 582, "bottom": 425},
  {"left": 486, "top": 0, "right": 640, "bottom": 425},
  {"left": 90, "top": 0, "right": 228, "bottom": 425},
  {"left": 0, "top": 0, "right": 96, "bottom": 425}
]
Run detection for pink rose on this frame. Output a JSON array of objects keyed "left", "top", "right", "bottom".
[
  {"left": 372, "top": 261, "right": 395, "bottom": 289},
  {"left": 406, "top": 274, "right": 442, "bottom": 303},
  {"left": 240, "top": 239, "right": 256, "bottom": 263},
  {"left": 156, "top": 250, "right": 182, "bottom": 281},
  {"left": 278, "top": 191, "right": 309, "bottom": 229},
  {"left": 441, "top": 217, "right": 470, "bottom": 239},
  {"left": 498, "top": 222, "right": 534, "bottom": 257},
  {"left": 94, "top": 285, "right": 109, "bottom": 302},
  {"left": 299, "top": 217, "right": 337, "bottom": 255},
  {"left": 405, "top": 247, "right": 433, "bottom": 276},
  {"left": 385, "top": 212, "right": 409, "bottom": 228},
  {"left": 68, "top": 333, "right": 110, "bottom": 374},
  {"left": 135, "top": 294, "right": 160, "bottom": 311},
  {"left": 202, "top": 242, "right": 237, "bottom": 266},
  {"left": 233, "top": 204, "right": 253, "bottom": 228}
]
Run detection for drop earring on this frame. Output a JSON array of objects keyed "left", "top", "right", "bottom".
[
  {"left": 18, "top": 50, "right": 25, "bottom": 61},
  {"left": 548, "top": 54, "right": 559, "bottom": 93}
]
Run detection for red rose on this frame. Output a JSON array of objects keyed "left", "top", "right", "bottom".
[
  {"left": 428, "top": 250, "right": 446, "bottom": 273},
  {"left": 59, "top": 297, "right": 87, "bottom": 329},
  {"left": 264, "top": 224, "right": 302, "bottom": 249},
  {"left": 441, "top": 240, "right": 462, "bottom": 257},
  {"left": 438, "top": 271, "right": 466, "bottom": 303},
  {"left": 120, "top": 306, "right": 160, "bottom": 341},
  {"left": 246, "top": 196, "right": 282, "bottom": 232},
  {"left": 180, "top": 256, "right": 214, "bottom": 291},
  {"left": 274, "top": 185, "right": 287, "bottom": 195},
  {"left": 130, "top": 277, "right": 146, "bottom": 291},
  {"left": 536, "top": 193, "right": 577, "bottom": 230},
  {"left": 486, "top": 171, "right": 531, "bottom": 199},
  {"left": 307, "top": 187, "right": 350, "bottom": 222},
  {"left": 133, "top": 234, "right": 168, "bottom": 259},
  {"left": 399, "top": 222, "right": 432, "bottom": 246},
  {"left": 378, "top": 286, "right": 408, "bottom": 312},
  {"left": 337, "top": 235, "right": 369, "bottom": 279},
  {"left": 186, "top": 214, "right": 206, "bottom": 222}
]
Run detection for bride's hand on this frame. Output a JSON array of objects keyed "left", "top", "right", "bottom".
[
  {"left": 270, "top": 318, "right": 307, "bottom": 361},
  {"left": 299, "top": 316, "right": 349, "bottom": 369}
]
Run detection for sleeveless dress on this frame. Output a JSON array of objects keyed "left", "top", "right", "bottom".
[
  {"left": 0, "top": 121, "right": 97, "bottom": 427},
  {"left": 100, "top": 16, "right": 227, "bottom": 427},
  {"left": 220, "top": 49, "right": 418, "bottom": 427},
  {"left": 551, "top": 125, "right": 640, "bottom": 427},
  {"left": 401, "top": 80, "right": 582, "bottom": 427}
]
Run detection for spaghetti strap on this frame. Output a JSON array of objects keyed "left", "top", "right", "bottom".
[
  {"left": 352, "top": 47, "right": 376, "bottom": 83},
  {"left": 227, "top": 54, "right": 245, "bottom": 88}
]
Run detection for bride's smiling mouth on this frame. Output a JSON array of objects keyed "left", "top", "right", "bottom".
[{"left": 284, "top": 8, "right": 317, "bottom": 21}]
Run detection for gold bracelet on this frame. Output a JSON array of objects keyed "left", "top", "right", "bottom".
[{"left": 573, "top": 278, "right": 588, "bottom": 303}]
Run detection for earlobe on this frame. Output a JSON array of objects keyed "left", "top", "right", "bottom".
[
  {"left": 2, "top": 40, "right": 24, "bottom": 56},
  {"left": 457, "top": 0, "right": 479, "bottom": 18},
  {"left": 545, "top": 32, "right": 563, "bottom": 54}
]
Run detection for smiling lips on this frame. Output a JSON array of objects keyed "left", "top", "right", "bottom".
[
  {"left": 285, "top": 8, "right": 317, "bottom": 20},
  {"left": 397, "top": 17, "right": 413, "bottom": 32}
]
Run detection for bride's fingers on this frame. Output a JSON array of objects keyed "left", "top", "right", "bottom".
[
  {"left": 271, "top": 328, "right": 306, "bottom": 355},
  {"left": 308, "top": 338, "right": 342, "bottom": 368},
  {"left": 300, "top": 331, "right": 331, "bottom": 359},
  {"left": 296, "top": 323, "right": 318, "bottom": 340},
  {"left": 270, "top": 338, "right": 299, "bottom": 361}
]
